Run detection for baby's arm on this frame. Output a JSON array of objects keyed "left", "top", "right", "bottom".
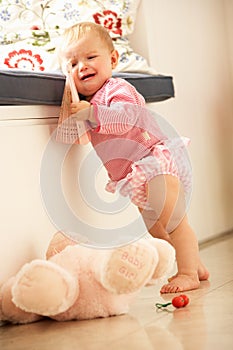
[
  {"left": 70, "top": 80, "right": 145, "bottom": 134},
  {"left": 71, "top": 101, "right": 141, "bottom": 135}
]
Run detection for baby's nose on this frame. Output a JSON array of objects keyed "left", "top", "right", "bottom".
[{"left": 79, "top": 61, "right": 88, "bottom": 71}]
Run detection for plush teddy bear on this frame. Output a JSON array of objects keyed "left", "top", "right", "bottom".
[{"left": 0, "top": 232, "right": 175, "bottom": 325}]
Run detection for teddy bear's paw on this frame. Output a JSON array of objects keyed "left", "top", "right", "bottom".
[
  {"left": 12, "top": 260, "right": 79, "bottom": 316},
  {"left": 100, "top": 241, "right": 159, "bottom": 294},
  {"left": 0, "top": 277, "right": 42, "bottom": 325}
]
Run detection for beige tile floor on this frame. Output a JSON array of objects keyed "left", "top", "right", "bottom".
[{"left": 0, "top": 232, "right": 232, "bottom": 350}]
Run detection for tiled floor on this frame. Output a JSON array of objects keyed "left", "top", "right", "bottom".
[{"left": 0, "top": 232, "right": 232, "bottom": 350}]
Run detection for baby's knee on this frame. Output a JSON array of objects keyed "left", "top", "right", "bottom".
[{"left": 139, "top": 208, "right": 172, "bottom": 242}]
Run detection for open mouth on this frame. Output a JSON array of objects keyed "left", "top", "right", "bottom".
[{"left": 81, "top": 73, "right": 95, "bottom": 81}]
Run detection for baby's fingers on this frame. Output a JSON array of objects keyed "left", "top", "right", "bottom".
[{"left": 70, "top": 103, "right": 78, "bottom": 114}]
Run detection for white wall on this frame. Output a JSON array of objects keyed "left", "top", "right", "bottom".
[
  {"left": 131, "top": 0, "right": 233, "bottom": 241},
  {"left": 0, "top": 113, "right": 58, "bottom": 284},
  {"left": 224, "top": 0, "right": 233, "bottom": 87}
]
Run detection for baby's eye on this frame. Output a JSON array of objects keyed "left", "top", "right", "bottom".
[{"left": 88, "top": 55, "right": 97, "bottom": 60}]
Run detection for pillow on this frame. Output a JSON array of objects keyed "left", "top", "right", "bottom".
[
  {"left": 0, "top": 0, "right": 155, "bottom": 73},
  {"left": 0, "top": 0, "right": 140, "bottom": 38}
]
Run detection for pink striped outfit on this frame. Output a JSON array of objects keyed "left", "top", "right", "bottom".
[
  {"left": 88, "top": 78, "right": 192, "bottom": 210},
  {"left": 60, "top": 77, "right": 192, "bottom": 210}
]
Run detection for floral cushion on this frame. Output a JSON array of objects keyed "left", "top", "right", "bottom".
[{"left": 0, "top": 0, "right": 156, "bottom": 73}]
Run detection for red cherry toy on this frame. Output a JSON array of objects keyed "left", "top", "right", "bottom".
[
  {"left": 155, "top": 294, "right": 190, "bottom": 309},
  {"left": 179, "top": 294, "right": 189, "bottom": 306},
  {"left": 172, "top": 296, "right": 186, "bottom": 308}
]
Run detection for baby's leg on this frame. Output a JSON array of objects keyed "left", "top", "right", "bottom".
[{"left": 141, "top": 174, "right": 209, "bottom": 293}]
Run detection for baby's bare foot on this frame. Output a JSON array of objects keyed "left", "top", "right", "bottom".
[
  {"left": 160, "top": 274, "right": 200, "bottom": 294},
  {"left": 198, "top": 261, "right": 209, "bottom": 281},
  {"left": 168, "top": 260, "right": 209, "bottom": 284}
]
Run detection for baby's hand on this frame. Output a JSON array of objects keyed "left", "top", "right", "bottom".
[
  {"left": 71, "top": 101, "right": 90, "bottom": 116},
  {"left": 71, "top": 101, "right": 96, "bottom": 126}
]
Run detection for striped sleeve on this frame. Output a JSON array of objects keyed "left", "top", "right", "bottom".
[{"left": 92, "top": 79, "right": 145, "bottom": 135}]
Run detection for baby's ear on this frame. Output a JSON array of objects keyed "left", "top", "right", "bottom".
[{"left": 111, "top": 50, "right": 119, "bottom": 69}]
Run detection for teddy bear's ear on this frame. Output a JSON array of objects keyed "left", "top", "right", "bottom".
[
  {"left": 46, "top": 232, "right": 77, "bottom": 259},
  {"left": 146, "top": 238, "right": 175, "bottom": 284}
]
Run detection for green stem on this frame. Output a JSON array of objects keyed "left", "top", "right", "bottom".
[{"left": 155, "top": 302, "right": 172, "bottom": 309}]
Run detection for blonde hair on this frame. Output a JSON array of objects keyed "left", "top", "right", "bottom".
[{"left": 57, "top": 22, "right": 115, "bottom": 60}]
